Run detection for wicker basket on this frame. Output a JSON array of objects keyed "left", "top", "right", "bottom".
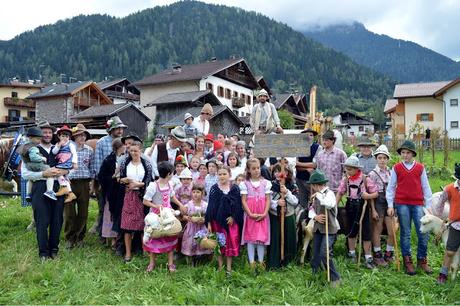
[
  {"left": 190, "top": 216, "right": 205, "bottom": 223},
  {"left": 200, "top": 237, "right": 218, "bottom": 250},
  {"left": 150, "top": 219, "right": 182, "bottom": 239}
]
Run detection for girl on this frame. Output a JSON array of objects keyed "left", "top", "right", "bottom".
[
  {"left": 205, "top": 166, "right": 244, "bottom": 275},
  {"left": 235, "top": 174, "right": 245, "bottom": 186},
  {"left": 227, "top": 152, "right": 244, "bottom": 182},
  {"left": 240, "top": 158, "right": 271, "bottom": 270},
  {"left": 174, "top": 167, "right": 193, "bottom": 207},
  {"left": 267, "top": 164, "right": 299, "bottom": 269},
  {"left": 172, "top": 155, "right": 187, "bottom": 189},
  {"left": 194, "top": 135, "right": 206, "bottom": 161},
  {"left": 195, "top": 162, "right": 208, "bottom": 186},
  {"left": 143, "top": 161, "right": 180, "bottom": 272},
  {"left": 204, "top": 159, "right": 219, "bottom": 202},
  {"left": 189, "top": 156, "right": 201, "bottom": 180},
  {"left": 181, "top": 184, "right": 212, "bottom": 260},
  {"left": 182, "top": 138, "right": 195, "bottom": 164}
]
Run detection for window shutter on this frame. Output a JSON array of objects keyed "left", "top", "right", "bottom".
[
  {"left": 428, "top": 113, "right": 434, "bottom": 121},
  {"left": 416, "top": 114, "right": 421, "bottom": 121}
]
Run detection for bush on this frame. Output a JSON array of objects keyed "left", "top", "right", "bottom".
[{"left": 278, "top": 109, "right": 295, "bottom": 129}]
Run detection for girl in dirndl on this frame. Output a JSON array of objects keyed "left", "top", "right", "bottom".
[
  {"left": 143, "top": 161, "right": 180, "bottom": 272},
  {"left": 240, "top": 158, "right": 272, "bottom": 270}
]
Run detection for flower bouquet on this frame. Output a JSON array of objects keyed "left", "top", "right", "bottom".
[{"left": 194, "top": 229, "right": 226, "bottom": 254}]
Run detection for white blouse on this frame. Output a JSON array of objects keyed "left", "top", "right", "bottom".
[{"left": 126, "top": 162, "right": 145, "bottom": 182}]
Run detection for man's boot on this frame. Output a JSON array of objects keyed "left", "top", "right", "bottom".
[
  {"left": 403, "top": 256, "right": 416, "bottom": 275},
  {"left": 417, "top": 257, "right": 433, "bottom": 274}
]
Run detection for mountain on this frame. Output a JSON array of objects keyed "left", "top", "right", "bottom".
[
  {"left": 0, "top": 1, "right": 393, "bottom": 122},
  {"left": 303, "top": 22, "right": 460, "bottom": 83}
]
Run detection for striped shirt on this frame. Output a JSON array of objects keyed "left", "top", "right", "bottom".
[
  {"left": 315, "top": 146, "right": 347, "bottom": 192},
  {"left": 94, "top": 135, "right": 113, "bottom": 176},
  {"left": 69, "top": 144, "right": 95, "bottom": 180}
]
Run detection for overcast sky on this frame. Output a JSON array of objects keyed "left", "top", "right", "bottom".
[{"left": 1, "top": 0, "right": 459, "bottom": 60}]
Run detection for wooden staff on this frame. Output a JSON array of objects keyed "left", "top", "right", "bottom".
[
  {"left": 325, "top": 207, "right": 330, "bottom": 282},
  {"left": 357, "top": 199, "right": 369, "bottom": 268},
  {"left": 392, "top": 216, "right": 400, "bottom": 272},
  {"left": 280, "top": 163, "right": 286, "bottom": 262}
]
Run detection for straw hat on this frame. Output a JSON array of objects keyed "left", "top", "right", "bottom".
[
  {"left": 72, "top": 123, "right": 91, "bottom": 139},
  {"left": 373, "top": 144, "right": 390, "bottom": 158},
  {"left": 178, "top": 167, "right": 193, "bottom": 179},
  {"left": 342, "top": 156, "right": 363, "bottom": 169},
  {"left": 257, "top": 89, "right": 269, "bottom": 98}
]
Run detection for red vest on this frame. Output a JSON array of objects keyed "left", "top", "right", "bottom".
[
  {"left": 394, "top": 162, "right": 424, "bottom": 205},
  {"left": 446, "top": 183, "right": 460, "bottom": 222}
]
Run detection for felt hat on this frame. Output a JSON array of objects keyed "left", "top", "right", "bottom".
[
  {"left": 357, "top": 136, "right": 377, "bottom": 147},
  {"left": 186, "top": 138, "right": 195, "bottom": 149},
  {"left": 373, "top": 144, "right": 390, "bottom": 158},
  {"left": 257, "top": 89, "right": 269, "bottom": 98},
  {"left": 213, "top": 140, "right": 223, "bottom": 151},
  {"left": 308, "top": 170, "right": 329, "bottom": 185},
  {"left": 397, "top": 140, "right": 417, "bottom": 157},
  {"left": 205, "top": 134, "right": 214, "bottom": 142},
  {"left": 453, "top": 163, "right": 460, "bottom": 180},
  {"left": 178, "top": 167, "right": 193, "bottom": 179},
  {"left": 174, "top": 155, "right": 188, "bottom": 166},
  {"left": 322, "top": 130, "right": 335, "bottom": 140},
  {"left": 37, "top": 120, "right": 56, "bottom": 132},
  {"left": 184, "top": 112, "right": 194, "bottom": 121},
  {"left": 301, "top": 128, "right": 318, "bottom": 136},
  {"left": 26, "top": 127, "right": 43, "bottom": 137},
  {"left": 201, "top": 103, "right": 213, "bottom": 116},
  {"left": 71, "top": 124, "right": 91, "bottom": 139},
  {"left": 170, "top": 126, "right": 187, "bottom": 142},
  {"left": 342, "top": 156, "right": 363, "bottom": 169},
  {"left": 121, "top": 133, "right": 143, "bottom": 144},
  {"left": 155, "top": 134, "right": 165, "bottom": 142},
  {"left": 56, "top": 125, "right": 72, "bottom": 136},
  {"left": 106, "top": 116, "right": 127, "bottom": 132}
]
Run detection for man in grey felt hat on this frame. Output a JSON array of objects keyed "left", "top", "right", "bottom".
[
  {"left": 355, "top": 136, "right": 377, "bottom": 175},
  {"left": 150, "top": 126, "right": 186, "bottom": 178}
]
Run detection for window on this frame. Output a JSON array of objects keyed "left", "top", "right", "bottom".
[
  {"left": 246, "top": 95, "right": 252, "bottom": 105},
  {"left": 358, "top": 126, "right": 364, "bottom": 132},
  {"left": 11, "top": 91, "right": 18, "bottom": 98},
  {"left": 206, "top": 82, "right": 213, "bottom": 92},
  {"left": 28, "top": 111, "right": 36, "bottom": 118},
  {"left": 217, "top": 86, "right": 224, "bottom": 97},
  {"left": 450, "top": 99, "right": 458, "bottom": 106},
  {"left": 233, "top": 91, "right": 238, "bottom": 98},
  {"left": 451, "top": 121, "right": 459, "bottom": 128},
  {"left": 233, "top": 110, "right": 239, "bottom": 116},
  {"left": 225, "top": 88, "right": 231, "bottom": 99},
  {"left": 8, "top": 109, "right": 20, "bottom": 121},
  {"left": 240, "top": 93, "right": 246, "bottom": 101},
  {"left": 417, "top": 113, "right": 433, "bottom": 121}
]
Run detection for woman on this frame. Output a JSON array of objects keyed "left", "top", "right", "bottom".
[
  {"left": 236, "top": 140, "right": 247, "bottom": 170},
  {"left": 194, "top": 135, "right": 206, "bottom": 161},
  {"left": 119, "top": 140, "right": 153, "bottom": 262},
  {"left": 98, "top": 138, "right": 126, "bottom": 250}
]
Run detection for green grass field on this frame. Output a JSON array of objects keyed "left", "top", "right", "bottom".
[{"left": 1, "top": 151, "right": 459, "bottom": 304}]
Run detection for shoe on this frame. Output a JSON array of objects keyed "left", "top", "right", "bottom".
[
  {"left": 384, "top": 251, "right": 394, "bottom": 262},
  {"left": 167, "top": 264, "right": 176, "bottom": 273},
  {"left": 75, "top": 240, "right": 84, "bottom": 248},
  {"left": 64, "top": 192, "right": 77, "bottom": 203},
  {"left": 26, "top": 195, "right": 32, "bottom": 203},
  {"left": 365, "top": 258, "right": 376, "bottom": 269},
  {"left": 40, "top": 256, "right": 48, "bottom": 264},
  {"left": 55, "top": 186, "right": 70, "bottom": 196},
  {"left": 225, "top": 270, "right": 232, "bottom": 277},
  {"left": 123, "top": 257, "right": 132, "bottom": 263},
  {"left": 43, "top": 190, "right": 57, "bottom": 201},
  {"left": 331, "top": 279, "right": 341, "bottom": 288},
  {"left": 437, "top": 273, "right": 448, "bottom": 284},
  {"left": 348, "top": 252, "right": 357, "bottom": 263},
  {"left": 50, "top": 252, "right": 58, "bottom": 259},
  {"left": 249, "top": 262, "right": 257, "bottom": 271},
  {"left": 146, "top": 263, "right": 155, "bottom": 272},
  {"left": 403, "top": 256, "right": 416, "bottom": 276},
  {"left": 374, "top": 251, "right": 388, "bottom": 267},
  {"left": 258, "top": 261, "right": 266, "bottom": 271},
  {"left": 417, "top": 258, "right": 433, "bottom": 274},
  {"left": 65, "top": 241, "right": 75, "bottom": 249}
]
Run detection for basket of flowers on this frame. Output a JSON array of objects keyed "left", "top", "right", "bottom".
[
  {"left": 190, "top": 212, "right": 205, "bottom": 224},
  {"left": 194, "top": 229, "right": 226, "bottom": 254}
]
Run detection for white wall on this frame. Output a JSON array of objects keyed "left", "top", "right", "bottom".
[
  {"left": 443, "top": 83, "right": 460, "bottom": 138},
  {"left": 347, "top": 124, "right": 374, "bottom": 137},
  {"left": 404, "top": 97, "right": 444, "bottom": 136},
  {"left": 199, "top": 76, "right": 254, "bottom": 116}
]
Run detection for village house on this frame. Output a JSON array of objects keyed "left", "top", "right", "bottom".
[
  {"left": 0, "top": 81, "right": 44, "bottom": 123},
  {"left": 134, "top": 58, "right": 261, "bottom": 132},
  {"left": 332, "top": 111, "right": 376, "bottom": 137},
  {"left": 385, "top": 78, "right": 460, "bottom": 138},
  {"left": 27, "top": 81, "right": 112, "bottom": 124},
  {"left": 97, "top": 78, "right": 140, "bottom": 105},
  {"left": 272, "top": 93, "right": 308, "bottom": 128}
]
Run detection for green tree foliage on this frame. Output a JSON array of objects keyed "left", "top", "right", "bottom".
[{"left": 278, "top": 109, "right": 295, "bottom": 129}]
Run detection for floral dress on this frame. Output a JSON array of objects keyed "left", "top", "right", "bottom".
[{"left": 181, "top": 200, "right": 212, "bottom": 256}]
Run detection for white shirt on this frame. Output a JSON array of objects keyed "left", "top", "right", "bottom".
[
  {"left": 192, "top": 116, "right": 209, "bottom": 135},
  {"left": 150, "top": 141, "right": 179, "bottom": 177},
  {"left": 126, "top": 162, "right": 145, "bottom": 182}
]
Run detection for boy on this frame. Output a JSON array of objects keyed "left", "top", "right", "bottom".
[
  {"left": 386, "top": 140, "right": 432, "bottom": 275},
  {"left": 308, "top": 170, "right": 341, "bottom": 287},
  {"left": 336, "top": 156, "right": 378, "bottom": 269},
  {"left": 435, "top": 163, "right": 460, "bottom": 284},
  {"left": 183, "top": 113, "right": 198, "bottom": 137}
]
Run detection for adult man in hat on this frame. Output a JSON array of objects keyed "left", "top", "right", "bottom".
[
  {"left": 250, "top": 89, "right": 283, "bottom": 134},
  {"left": 65, "top": 124, "right": 94, "bottom": 249},
  {"left": 295, "top": 128, "right": 322, "bottom": 208},
  {"left": 355, "top": 137, "right": 377, "bottom": 175},
  {"left": 386, "top": 140, "right": 432, "bottom": 275},
  {"left": 150, "top": 126, "right": 186, "bottom": 178},
  {"left": 21, "top": 122, "right": 68, "bottom": 262},
  {"left": 92, "top": 116, "right": 127, "bottom": 235},
  {"left": 193, "top": 103, "right": 213, "bottom": 136},
  {"left": 315, "top": 130, "right": 347, "bottom": 193}
]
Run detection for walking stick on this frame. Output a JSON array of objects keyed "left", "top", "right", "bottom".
[
  {"left": 325, "top": 208, "right": 330, "bottom": 282},
  {"left": 392, "top": 216, "right": 401, "bottom": 272},
  {"left": 357, "top": 199, "right": 369, "bottom": 268}
]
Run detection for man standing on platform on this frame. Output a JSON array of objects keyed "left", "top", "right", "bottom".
[{"left": 250, "top": 89, "right": 283, "bottom": 135}]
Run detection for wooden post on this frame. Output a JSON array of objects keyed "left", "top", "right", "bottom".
[
  {"left": 325, "top": 209, "right": 330, "bottom": 282},
  {"left": 280, "top": 163, "right": 286, "bottom": 262},
  {"left": 392, "top": 217, "right": 400, "bottom": 272},
  {"left": 357, "top": 200, "right": 368, "bottom": 268}
]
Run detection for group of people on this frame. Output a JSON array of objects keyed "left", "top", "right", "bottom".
[{"left": 20, "top": 90, "right": 460, "bottom": 287}]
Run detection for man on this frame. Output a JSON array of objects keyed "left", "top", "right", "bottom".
[
  {"left": 315, "top": 130, "right": 347, "bottom": 193},
  {"left": 65, "top": 124, "right": 94, "bottom": 249},
  {"left": 250, "top": 89, "right": 283, "bottom": 135},
  {"left": 295, "top": 128, "right": 321, "bottom": 208},
  {"left": 91, "top": 116, "right": 127, "bottom": 235},
  {"left": 355, "top": 137, "right": 377, "bottom": 175},
  {"left": 21, "top": 121, "right": 67, "bottom": 262},
  {"left": 193, "top": 103, "right": 213, "bottom": 135},
  {"left": 150, "top": 126, "right": 187, "bottom": 178}
]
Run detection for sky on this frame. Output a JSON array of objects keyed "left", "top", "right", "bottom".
[{"left": 1, "top": 0, "right": 459, "bottom": 60}]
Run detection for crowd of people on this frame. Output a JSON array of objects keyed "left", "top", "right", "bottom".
[{"left": 19, "top": 89, "right": 460, "bottom": 287}]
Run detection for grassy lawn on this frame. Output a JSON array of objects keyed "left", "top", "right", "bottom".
[{"left": 1, "top": 151, "right": 459, "bottom": 304}]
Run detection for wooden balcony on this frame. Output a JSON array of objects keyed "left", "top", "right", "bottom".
[
  {"left": 3, "top": 97, "right": 35, "bottom": 109},
  {"left": 232, "top": 97, "right": 245, "bottom": 108},
  {"left": 105, "top": 90, "right": 140, "bottom": 101},
  {"left": 4, "top": 116, "right": 33, "bottom": 122}
]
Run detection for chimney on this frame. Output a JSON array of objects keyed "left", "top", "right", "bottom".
[
  {"left": 210, "top": 57, "right": 217, "bottom": 62},
  {"left": 172, "top": 64, "right": 182, "bottom": 73}
]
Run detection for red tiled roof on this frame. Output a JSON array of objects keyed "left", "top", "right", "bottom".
[{"left": 393, "top": 81, "right": 450, "bottom": 98}]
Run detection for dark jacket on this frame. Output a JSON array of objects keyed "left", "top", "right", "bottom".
[
  {"left": 206, "top": 184, "right": 244, "bottom": 232},
  {"left": 98, "top": 152, "right": 125, "bottom": 220}
]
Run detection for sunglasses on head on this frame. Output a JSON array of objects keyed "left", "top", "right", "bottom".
[{"left": 201, "top": 112, "right": 210, "bottom": 115}]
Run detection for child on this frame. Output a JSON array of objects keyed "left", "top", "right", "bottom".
[
  {"left": 368, "top": 144, "right": 396, "bottom": 266},
  {"left": 204, "top": 134, "right": 214, "bottom": 156},
  {"left": 183, "top": 113, "right": 198, "bottom": 137},
  {"left": 181, "top": 184, "right": 212, "bottom": 260},
  {"left": 50, "top": 125, "right": 77, "bottom": 203},
  {"left": 436, "top": 163, "right": 460, "bottom": 284},
  {"left": 172, "top": 155, "right": 187, "bottom": 188},
  {"left": 205, "top": 166, "right": 244, "bottom": 275},
  {"left": 240, "top": 158, "right": 271, "bottom": 270},
  {"left": 235, "top": 174, "right": 245, "bottom": 186},
  {"left": 336, "top": 156, "right": 378, "bottom": 269},
  {"left": 143, "top": 161, "right": 181, "bottom": 272},
  {"left": 189, "top": 156, "right": 201, "bottom": 180},
  {"left": 182, "top": 138, "right": 195, "bottom": 163},
  {"left": 308, "top": 170, "right": 341, "bottom": 287},
  {"left": 204, "top": 159, "right": 219, "bottom": 201},
  {"left": 223, "top": 139, "right": 236, "bottom": 164},
  {"left": 174, "top": 167, "right": 193, "bottom": 207},
  {"left": 195, "top": 162, "right": 208, "bottom": 186},
  {"left": 355, "top": 137, "right": 377, "bottom": 175},
  {"left": 227, "top": 152, "right": 244, "bottom": 182},
  {"left": 267, "top": 163, "right": 299, "bottom": 269},
  {"left": 20, "top": 127, "right": 54, "bottom": 201},
  {"left": 386, "top": 140, "right": 433, "bottom": 275},
  {"left": 236, "top": 141, "right": 247, "bottom": 170}
]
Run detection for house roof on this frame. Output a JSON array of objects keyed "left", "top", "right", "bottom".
[
  {"left": 384, "top": 99, "right": 398, "bottom": 113},
  {"left": 144, "top": 90, "right": 221, "bottom": 107},
  {"left": 161, "top": 105, "right": 243, "bottom": 128},
  {"left": 0, "top": 81, "right": 45, "bottom": 89},
  {"left": 273, "top": 93, "right": 293, "bottom": 109},
  {"left": 434, "top": 76, "right": 460, "bottom": 96},
  {"left": 71, "top": 102, "right": 150, "bottom": 121},
  {"left": 256, "top": 75, "right": 272, "bottom": 96},
  {"left": 134, "top": 58, "right": 258, "bottom": 88},
  {"left": 393, "top": 81, "right": 451, "bottom": 98},
  {"left": 97, "top": 78, "right": 140, "bottom": 94},
  {"left": 335, "top": 111, "right": 376, "bottom": 125}
]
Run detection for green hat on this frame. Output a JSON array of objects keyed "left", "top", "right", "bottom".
[
  {"left": 397, "top": 140, "right": 417, "bottom": 157},
  {"left": 308, "top": 170, "right": 329, "bottom": 185},
  {"left": 322, "top": 130, "right": 335, "bottom": 140},
  {"left": 106, "top": 116, "right": 127, "bottom": 132},
  {"left": 26, "top": 127, "right": 43, "bottom": 137},
  {"left": 357, "top": 137, "right": 377, "bottom": 147}
]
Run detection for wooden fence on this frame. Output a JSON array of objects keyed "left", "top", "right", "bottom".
[{"left": 382, "top": 138, "right": 460, "bottom": 151}]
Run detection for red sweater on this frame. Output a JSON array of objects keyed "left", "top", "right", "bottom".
[
  {"left": 446, "top": 183, "right": 460, "bottom": 222},
  {"left": 394, "top": 162, "right": 424, "bottom": 205}
]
